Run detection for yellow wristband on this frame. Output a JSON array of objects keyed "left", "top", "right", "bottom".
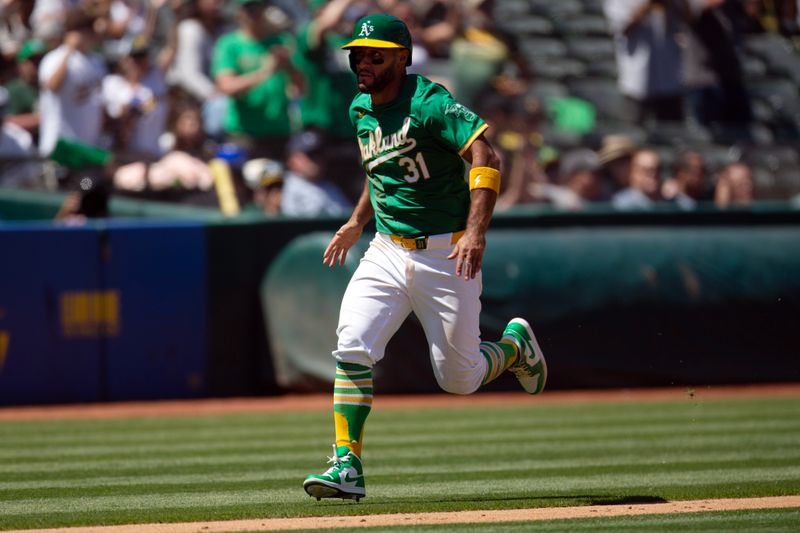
[{"left": 469, "top": 166, "right": 501, "bottom": 194}]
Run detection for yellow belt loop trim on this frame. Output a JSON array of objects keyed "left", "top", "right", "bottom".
[
  {"left": 469, "top": 166, "right": 501, "bottom": 194},
  {"left": 388, "top": 231, "right": 465, "bottom": 250},
  {"left": 390, "top": 235, "right": 427, "bottom": 250}
]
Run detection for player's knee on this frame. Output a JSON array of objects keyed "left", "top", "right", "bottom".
[
  {"left": 435, "top": 375, "right": 479, "bottom": 395},
  {"left": 334, "top": 331, "right": 382, "bottom": 367},
  {"left": 333, "top": 350, "right": 375, "bottom": 368}
]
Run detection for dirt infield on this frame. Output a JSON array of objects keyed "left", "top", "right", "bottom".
[
  {"left": 2, "top": 384, "right": 799, "bottom": 532},
  {"left": 4, "top": 496, "right": 800, "bottom": 533}
]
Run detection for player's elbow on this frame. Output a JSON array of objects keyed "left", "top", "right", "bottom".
[{"left": 471, "top": 136, "right": 501, "bottom": 171}]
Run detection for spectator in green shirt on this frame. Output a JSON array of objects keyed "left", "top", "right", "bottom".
[
  {"left": 4, "top": 38, "right": 45, "bottom": 139},
  {"left": 212, "top": 0, "right": 305, "bottom": 160},
  {"left": 293, "top": 0, "right": 371, "bottom": 202},
  {"left": 294, "top": 0, "right": 360, "bottom": 141}
]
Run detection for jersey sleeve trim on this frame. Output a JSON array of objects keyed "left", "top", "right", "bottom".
[{"left": 458, "top": 123, "right": 489, "bottom": 156}]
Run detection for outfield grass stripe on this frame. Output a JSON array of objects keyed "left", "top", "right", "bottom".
[
  {"left": 2, "top": 418, "right": 798, "bottom": 463},
  {"left": 0, "top": 489, "right": 300, "bottom": 516},
  {"left": 371, "top": 466, "right": 800, "bottom": 497},
  {"left": 5, "top": 437, "right": 796, "bottom": 483},
  {"left": 3, "top": 443, "right": 799, "bottom": 488},
  {"left": 2, "top": 448, "right": 800, "bottom": 493},
  {"left": 0, "top": 439, "right": 796, "bottom": 478},
  {"left": 375, "top": 398, "right": 800, "bottom": 420},
  {"left": 1, "top": 399, "right": 797, "bottom": 442},
  {"left": 3, "top": 462, "right": 799, "bottom": 502},
  {"left": 371, "top": 407, "right": 800, "bottom": 434},
  {"left": 1, "top": 432, "right": 797, "bottom": 476},
  {"left": 373, "top": 419, "right": 800, "bottom": 440},
  {"left": 1, "top": 466, "right": 799, "bottom": 517},
  {"left": 1, "top": 406, "right": 796, "bottom": 455}
]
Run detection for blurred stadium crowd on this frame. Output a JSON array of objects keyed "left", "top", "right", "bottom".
[{"left": 1, "top": 0, "right": 800, "bottom": 220}]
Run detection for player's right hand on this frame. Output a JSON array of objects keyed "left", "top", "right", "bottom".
[
  {"left": 64, "top": 31, "right": 83, "bottom": 49},
  {"left": 323, "top": 222, "right": 363, "bottom": 267}
]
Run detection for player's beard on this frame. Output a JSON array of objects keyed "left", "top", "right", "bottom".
[{"left": 357, "top": 61, "right": 398, "bottom": 94}]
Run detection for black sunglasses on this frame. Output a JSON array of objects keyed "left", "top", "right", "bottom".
[{"left": 349, "top": 50, "right": 386, "bottom": 66}]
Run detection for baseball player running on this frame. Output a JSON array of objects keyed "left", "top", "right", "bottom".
[{"left": 303, "top": 13, "right": 547, "bottom": 502}]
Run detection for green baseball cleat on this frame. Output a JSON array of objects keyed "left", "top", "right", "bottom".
[
  {"left": 304, "top": 445, "right": 366, "bottom": 502},
  {"left": 503, "top": 317, "right": 547, "bottom": 395}
]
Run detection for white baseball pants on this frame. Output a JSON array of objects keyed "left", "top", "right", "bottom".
[{"left": 334, "top": 232, "right": 488, "bottom": 394}]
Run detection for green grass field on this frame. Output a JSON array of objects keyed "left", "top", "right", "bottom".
[
  {"left": 0, "top": 394, "right": 798, "bottom": 531},
  {"left": 288, "top": 508, "right": 800, "bottom": 532}
]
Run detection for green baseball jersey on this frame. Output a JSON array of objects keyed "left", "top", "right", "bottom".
[
  {"left": 212, "top": 30, "right": 294, "bottom": 138},
  {"left": 350, "top": 74, "right": 488, "bottom": 237}
]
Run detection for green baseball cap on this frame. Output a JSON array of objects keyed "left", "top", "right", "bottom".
[
  {"left": 16, "top": 39, "right": 46, "bottom": 63},
  {"left": 342, "top": 13, "right": 413, "bottom": 65}
]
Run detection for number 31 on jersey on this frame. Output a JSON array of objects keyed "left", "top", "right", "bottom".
[{"left": 399, "top": 152, "right": 431, "bottom": 183}]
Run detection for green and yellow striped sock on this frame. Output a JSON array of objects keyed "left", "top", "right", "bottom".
[
  {"left": 333, "top": 362, "right": 373, "bottom": 457},
  {"left": 480, "top": 340, "right": 519, "bottom": 385}
]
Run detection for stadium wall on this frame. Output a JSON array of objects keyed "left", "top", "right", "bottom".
[
  {"left": 265, "top": 206, "right": 800, "bottom": 393},
  {"left": 1, "top": 198, "right": 799, "bottom": 404}
]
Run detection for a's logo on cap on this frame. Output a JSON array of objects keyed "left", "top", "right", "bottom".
[{"left": 358, "top": 21, "right": 374, "bottom": 37}]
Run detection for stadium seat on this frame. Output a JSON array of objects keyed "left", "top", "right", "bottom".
[
  {"left": 743, "top": 33, "right": 800, "bottom": 84},
  {"left": 581, "top": 121, "right": 647, "bottom": 150},
  {"left": 558, "top": 15, "right": 611, "bottom": 37},
  {"left": 530, "top": 56, "right": 587, "bottom": 80},
  {"left": 771, "top": 166, "right": 800, "bottom": 197},
  {"left": 742, "top": 55, "right": 768, "bottom": 78},
  {"left": 751, "top": 165, "right": 777, "bottom": 197},
  {"left": 500, "top": 16, "right": 555, "bottom": 37},
  {"left": 519, "top": 36, "right": 568, "bottom": 60},
  {"left": 565, "top": 37, "right": 616, "bottom": 64},
  {"left": 494, "top": 0, "right": 533, "bottom": 18},
  {"left": 539, "top": 123, "right": 584, "bottom": 150},
  {"left": 744, "top": 145, "right": 800, "bottom": 172},
  {"left": 748, "top": 77, "right": 800, "bottom": 140},
  {"left": 567, "top": 78, "right": 628, "bottom": 121},
  {"left": 584, "top": 58, "right": 618, "bottom": 79},
  {"left": 748, "top": 164, "right": 800, "bottom": 200},
  {"left": 747, "top": 122, "right": 777, "bottom": 146},
  {"left": 540, "top": 0, "right": 585, "bottom": 18},
  {"left": 526, "top": 80, "right": 569, "bottom": 106},
  {"left": 750, "top": 98, "right": 774, "bottom": 124},
  {"left": 577, "top": 0, "right": 605, "bottom": 16},
  {"left": 646, "top": 121, "right": 713, "bottom": 147},
  {"left": 694, "top": 144, "right": 743, "bottom": 173},
  {"left": 748, "top": 77, "right": 800, "bottom": 111}
]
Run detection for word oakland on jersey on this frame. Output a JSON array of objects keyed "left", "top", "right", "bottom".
[{"left": 350, "top": 74, "right": 488, "bottom": 237}]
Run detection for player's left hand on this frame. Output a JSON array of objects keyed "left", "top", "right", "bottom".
[{"left": 448, "top": 232, "right": 485, "bottom": 280}]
